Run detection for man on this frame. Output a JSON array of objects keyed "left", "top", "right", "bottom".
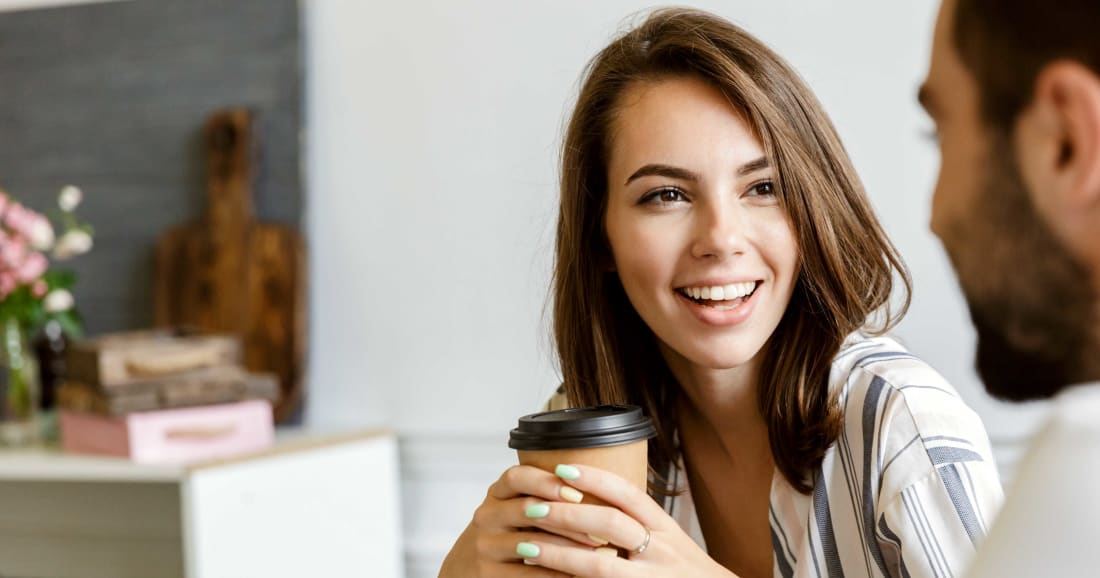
[{"left": 920, "top": 0, "right": 1100, "bottom": 575}]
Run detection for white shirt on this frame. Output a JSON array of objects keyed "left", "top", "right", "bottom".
[
  {"left": 664, "top": 334, "right": 1004, "bottom": 577},
  {"left": 963, "top": 381, "right": 1100, "bottom": 578}
]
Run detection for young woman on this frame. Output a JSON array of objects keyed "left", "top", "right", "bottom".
[{"left": 441, "top": 8, "right": 1002, "bottom": 578}]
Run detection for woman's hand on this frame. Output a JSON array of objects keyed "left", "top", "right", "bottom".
[
  {"left": 515, "top": 464, "right": 739, "bottom": 578},
  {"left": 438, "top": 464, "right": 611, "bottom": 577}
]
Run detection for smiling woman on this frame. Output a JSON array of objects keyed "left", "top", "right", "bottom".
[
  {"left": 440, "top": 7, "right": 1003, "bottom": 578},
  {"left": 603, "top": 76, "right": 800, "bottom": 383}
]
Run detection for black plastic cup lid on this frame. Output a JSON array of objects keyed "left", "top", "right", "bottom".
[{"left": 508, "top": 404, "right": 657, "bottom": 450}]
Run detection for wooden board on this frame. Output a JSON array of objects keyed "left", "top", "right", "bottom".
[{"left": 153, "top": 109, "right": 307, "bottom": 422}]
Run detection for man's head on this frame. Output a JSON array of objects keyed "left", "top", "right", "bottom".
[{"left": 921, "top": 0, "right": 1100, "bottom": 400}]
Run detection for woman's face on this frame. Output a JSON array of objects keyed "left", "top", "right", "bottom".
[{"left": 604, "top": 76, "right": 800, "bottom": 374}]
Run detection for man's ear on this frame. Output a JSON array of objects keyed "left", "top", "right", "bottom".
[{"left": 1014, "top": 60, "right": 1100, "bottom": 261}]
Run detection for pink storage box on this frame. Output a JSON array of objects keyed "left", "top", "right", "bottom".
[{"left": 60, "top": 399, "right": 274, "bottom": 464}]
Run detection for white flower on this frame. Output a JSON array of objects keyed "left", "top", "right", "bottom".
[
  {"left": 53, "top": 229, "right": 93, "bottom": 260},
  {"left": 28, "top": 218, "right": 55, "bottom": 251},
  {"left": 44, "top": 289, "right": 74, "bottom": 313},
  {"left": 59, "top": 185, "right": 83, "bottom": 212}
]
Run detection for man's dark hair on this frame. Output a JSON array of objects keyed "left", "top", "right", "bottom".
[{"left": 954, "top": 0, "right": 1100, "bottom": 131}]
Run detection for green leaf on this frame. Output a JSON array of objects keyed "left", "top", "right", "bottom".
[
  {"left": 44, "top": 269, "right": 77, "bottom": 289},
  {"left": 53, "top": 310, "right": 84, "bottom": 339}
]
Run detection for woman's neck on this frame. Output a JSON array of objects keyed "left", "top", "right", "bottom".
[{"left": 661, "top": 343, "right": 770, "bottom": 455}]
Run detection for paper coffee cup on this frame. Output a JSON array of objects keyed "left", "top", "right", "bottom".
[{"left": 508, "top": 405, "right": 657, "bottom": 501}]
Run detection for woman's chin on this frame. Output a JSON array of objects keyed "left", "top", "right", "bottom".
[{"left": 678, "top": 343, "right": 764, "bottom": 372}]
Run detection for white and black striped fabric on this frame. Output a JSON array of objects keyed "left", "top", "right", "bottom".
[{"left": 666, "top": 334, "right": 1004, "bottom": 578}]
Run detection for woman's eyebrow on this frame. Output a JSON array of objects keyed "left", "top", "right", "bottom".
[
  {"left": 624, "top": 163, "right": 700, "bottom": 185},
  {"left": 737, "top": 156, "right": 769, "bottom": 177},
  {"left": 624, "top": 156, "right": 769, "bottom": 186}
]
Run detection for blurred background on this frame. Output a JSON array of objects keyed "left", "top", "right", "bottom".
[{"left": 0, "top": 0, "right": 1049, "bottom": 577}]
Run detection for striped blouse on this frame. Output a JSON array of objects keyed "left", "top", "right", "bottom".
[{"left": 547, "top": 334, "right": 1004, "bottom": 577}]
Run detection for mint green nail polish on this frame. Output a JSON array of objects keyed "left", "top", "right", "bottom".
[
  {"left": 516, "top": 542, "right": 540, "bottom": 558},
  {"left": 555, "top": 464, "right": 581, "bottom": 480},
  {"left": 525, "top": 503, "right": 550, "bottom": 518}
]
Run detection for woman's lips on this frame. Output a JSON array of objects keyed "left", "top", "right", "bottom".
[{"left": 676, "top": 281, "right": 761, "bottom": 326}]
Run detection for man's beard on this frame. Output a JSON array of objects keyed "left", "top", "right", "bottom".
[{"left": 952, "top": 136, "right": 1094, "bottom": 401}]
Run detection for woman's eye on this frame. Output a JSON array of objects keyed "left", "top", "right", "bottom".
[
  {"left": 642, "top": 187, "right": 686, "bottom": 204},
  {"left": 747, "top": 181, "right": 775, "bottom": 197}
]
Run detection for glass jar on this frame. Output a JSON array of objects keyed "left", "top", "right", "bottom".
[{"left": 0, "top": 315, "right": 40, "bottom": 447}]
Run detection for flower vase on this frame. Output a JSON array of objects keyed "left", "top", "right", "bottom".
[
  {"left": 0, "top": 316, "right": 40, "bottom": 447},
  {"left": 33, "top": 318, "right": 68, "bottom": 444}
]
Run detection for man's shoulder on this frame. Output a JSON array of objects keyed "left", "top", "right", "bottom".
[{"left": 965, "top": 383, "right": 1100, "bottom": 578}]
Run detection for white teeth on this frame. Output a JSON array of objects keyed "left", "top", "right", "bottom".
[{"left": 681, "top": 282, "right": 757, "bottom": 301}]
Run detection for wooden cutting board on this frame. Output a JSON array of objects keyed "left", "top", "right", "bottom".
[{"left": 153, "top": 109, "right": 307, "bottom": 422}]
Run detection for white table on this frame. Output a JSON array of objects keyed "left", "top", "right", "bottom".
[{"left": 0, "top": 429, "right": 404, "bottom": 578}]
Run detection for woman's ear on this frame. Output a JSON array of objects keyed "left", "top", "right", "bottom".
[{"left": 1014, "top": 60, "right": 1100, "bottom": 269}]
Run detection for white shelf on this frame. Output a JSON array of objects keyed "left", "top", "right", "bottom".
[
  {"left": 0, "top": 427, "right": 391, "bottom": 482},
  {"left": 0, "top": 427, "right": 404, "bottom": 578}
]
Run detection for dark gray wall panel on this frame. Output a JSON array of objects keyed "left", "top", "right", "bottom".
[{"left": 0, "top": 0, "right": 302, "bottom": 335}]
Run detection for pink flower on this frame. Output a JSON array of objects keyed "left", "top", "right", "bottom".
[
  {"left": 0, "top": 272, "right": 15, "bottom": 300},
  {"left": 3, "top": 203, "right": 23, "bottom": 226},
  {"left": 26, "top": 215, "right": 54, "bottom": 250},
  {"left": 15, "top": 251, "right": 47, "bottom": 283},
  {"left": 2, "top": 204, "right": 54, "bottom": 251},
  {"left": 4, "top": 204, "right": 31, "bottom": 236},
  {"left": 0, "top": 236, "right": 26, "bottom": 270},
  {"left": 0, "top": 188, "right": 93, "bottom": 309}
]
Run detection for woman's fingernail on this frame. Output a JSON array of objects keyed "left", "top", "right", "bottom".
[
  {"left": 555, "top": 464, "right": 580, "bottom": 480},
  {"left": 588, "top": 534, "right": 609, "bottom": 545},
  {"left": 560, "top": 486, "right": 584, "bottom": 503},
  {"left": 595, "top": 546, "right": 618, "bottom": 557},
  {"left": 516, "top": 542, "right": 540, "bottom": 558},
  {"left": 525, "top": 503, "right": 550, "bottom": 519}
]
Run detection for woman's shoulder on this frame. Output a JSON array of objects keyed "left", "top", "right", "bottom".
[
  {"left": 544, "top": 385, "right": 570, "bottom": 411},
  {"left": 831, "top": 332, "right": 974, "bottom": 423},
  {"left": 831, "top": 333, "right": 968, "bottom": 410},
  {"left": 830, "top": 333, "right": 998, "bottom": 494},
  {"left": 831, "top": 333, "right": 954, "bottom": 394}
]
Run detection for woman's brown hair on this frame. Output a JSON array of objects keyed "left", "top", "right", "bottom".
[{"left": 552, "top": 8, "right": 910, "bottom": 494}]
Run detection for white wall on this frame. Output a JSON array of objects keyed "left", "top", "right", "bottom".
[{"left": 301, "top": 1, "right": 1045, "bottom": 575}]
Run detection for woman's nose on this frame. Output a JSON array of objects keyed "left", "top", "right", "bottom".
[{"left": 690, "top": 203, "right": 747, "bottom": 260}]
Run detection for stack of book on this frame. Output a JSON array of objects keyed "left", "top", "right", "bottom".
[{"left": 57, "top": 330, "right": 279, "bottom": 464}]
